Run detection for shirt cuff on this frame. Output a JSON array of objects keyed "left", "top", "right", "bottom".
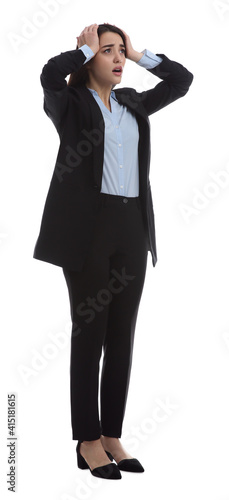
[
  {"left": 137, "top": 49, "right": 163, "bottom": 69},
  {"left": 79, "top": 44, "right": 95, "bottom": 64}
]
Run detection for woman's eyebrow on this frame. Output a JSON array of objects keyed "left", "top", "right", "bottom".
[{"left": 101, "top": 43, "right": 125, "bottom": 48}]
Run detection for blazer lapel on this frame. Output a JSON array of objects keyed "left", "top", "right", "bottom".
[
  {"left": 78, "top": 86, "right": 105, "bottom": 188},
  {"left": 114, "top": 88, "right": 150, "bottom": 122}
]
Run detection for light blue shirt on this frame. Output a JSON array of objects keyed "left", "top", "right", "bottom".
[{"left": 80, "top": 44, "right": 162, "bottom": 197}]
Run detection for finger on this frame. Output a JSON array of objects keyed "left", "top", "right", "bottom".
[
  {"left": 87, "top": 23, "right": 97, "bottom": 30},
  {"left": 89, "top": 24, "right": 98, "bottom": 32}
]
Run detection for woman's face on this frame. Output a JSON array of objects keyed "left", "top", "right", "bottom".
[{"left": 87, "top": 31, "right": 126, "bottom": 88}]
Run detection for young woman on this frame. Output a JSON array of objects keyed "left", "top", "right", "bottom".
[{"left": 33, "top": 23, "right": 193, "bottom": 480}]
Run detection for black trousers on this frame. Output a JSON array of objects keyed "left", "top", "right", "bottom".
[{"left": 62, "top": 192, "right": 148, "bottom": 441}]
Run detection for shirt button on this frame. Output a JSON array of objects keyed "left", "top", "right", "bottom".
[
  {"left": 120, "top": 185, "right": 123, "bottom": 189},
  {"left": 118, "top": 144, "right": 122, "bottom": 147},
  {"left": 120, "top": 165, "right": 123, "bottom": 169},
  {"left": 116, "top": 125, "right": 119, "bottom": 129}
]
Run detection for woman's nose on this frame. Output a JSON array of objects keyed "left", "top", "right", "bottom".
[{"left": 113, "top": 52, "right": 122, "bottom": 62}]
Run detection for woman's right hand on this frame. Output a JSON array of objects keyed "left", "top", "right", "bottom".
[{"left": 77, "top": 24, "right": 100, "bottom": 55}]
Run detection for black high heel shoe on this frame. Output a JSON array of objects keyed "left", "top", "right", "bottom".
[
  {"left": 104, "top": 450, "right": 144, "bottom": 473},
  {"left": 76, "top": 441, "right": 122, "bottom": 480}
]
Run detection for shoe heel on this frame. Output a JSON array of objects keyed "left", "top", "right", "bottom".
[
  {"left": 76, "top": 441, "right": 121, "bottom": 479},
  {"left": 105, "top": 450, "right": 114, "bottom": 461},
  {"left": 76, "top": 442, "right": 89, "bottom": 470}
]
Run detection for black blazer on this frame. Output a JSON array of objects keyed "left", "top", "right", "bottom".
[{"left": 33, "top": 48, "right": 193, "bottom": 271}]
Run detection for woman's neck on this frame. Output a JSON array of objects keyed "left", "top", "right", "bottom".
[{"left": 86, "top": 78, "right": 112, "bottom": 112}]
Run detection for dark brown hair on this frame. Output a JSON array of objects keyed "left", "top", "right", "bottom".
[{"left": 67, "top": 23, "right": 126, "bottom": 88}]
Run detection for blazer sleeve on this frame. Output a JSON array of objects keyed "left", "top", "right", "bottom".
[
  {"left": 138, "top": 54, "right": 194, "bottom": 115},
  {"left": 40, "top": 49, "right": 86, "bottom": 128}
]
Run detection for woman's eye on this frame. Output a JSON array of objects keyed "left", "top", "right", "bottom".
[{"left": 104, "top": 48, "right": 126, "bottom": 54}]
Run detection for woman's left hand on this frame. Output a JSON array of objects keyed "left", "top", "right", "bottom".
[{"left": 121, "top": 29, "right": 143, "bottom": 62}]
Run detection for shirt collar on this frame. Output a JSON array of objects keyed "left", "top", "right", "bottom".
[{"left": 87, "top": 88, "right": 118, "bottom": 102}]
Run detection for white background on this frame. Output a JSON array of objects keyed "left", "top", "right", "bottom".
[{"left": 1, "top": 0, "right": 229, "bottom": 499}]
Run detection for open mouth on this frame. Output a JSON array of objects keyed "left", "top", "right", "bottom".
[{"left": 112, "top": 67, "right": 123, "bottom": 76}]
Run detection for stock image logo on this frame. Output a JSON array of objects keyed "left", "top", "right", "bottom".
[{"left": 7, "top": 0, "right": 73, "bottom": 53}]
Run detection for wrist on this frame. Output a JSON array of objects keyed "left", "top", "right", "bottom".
[
  {"left": 87, "top": 46, "right": 96, "bottom": 55},
  {"left": 87, "top": 43, "right": 100, "bottom": 56},
  {"left": 130, "top": 50, "right": 143, "bottom": 63}
]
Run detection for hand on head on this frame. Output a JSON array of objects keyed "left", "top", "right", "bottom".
[{"left": 77, "top": 24, "right": 100, "bottom": 54}]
